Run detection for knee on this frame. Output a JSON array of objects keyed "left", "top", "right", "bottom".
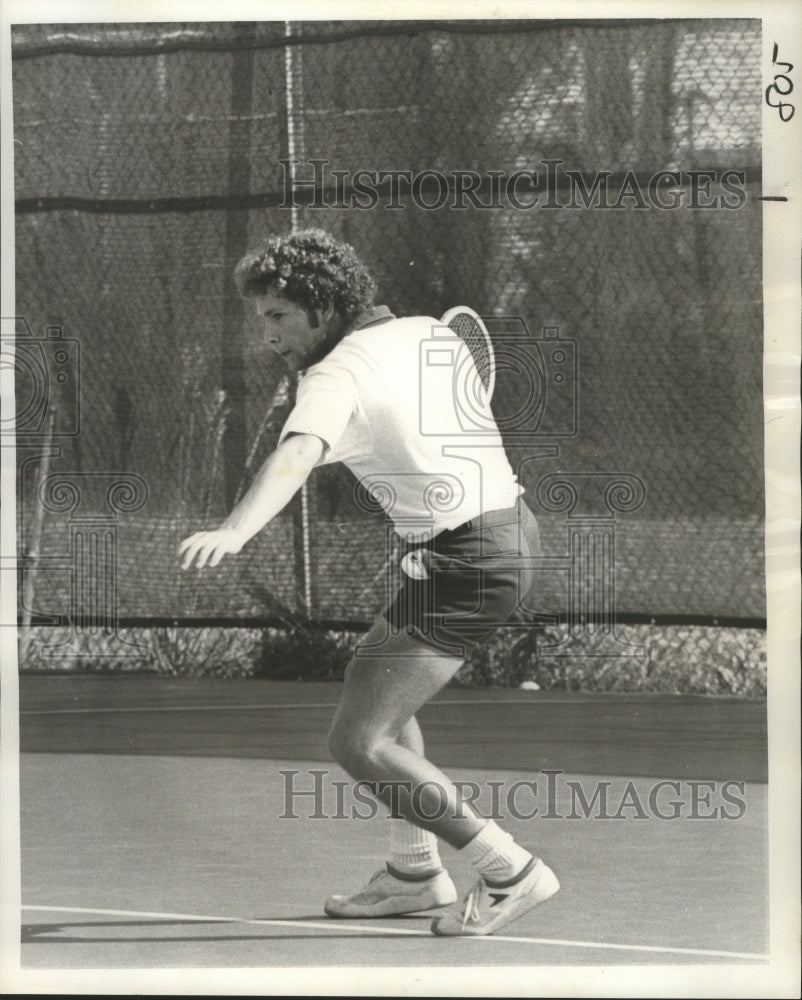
[{"left": 327, "top": 723, "right": 384, "bottom": 778}]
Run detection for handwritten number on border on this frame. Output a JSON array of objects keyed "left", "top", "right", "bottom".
[{"left": 766, "top": 43, "right": 794, "bottom": 122}]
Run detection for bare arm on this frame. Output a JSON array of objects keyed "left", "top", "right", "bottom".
[{"left": 178, "top": 432, "right": 324, "bottom": 570}]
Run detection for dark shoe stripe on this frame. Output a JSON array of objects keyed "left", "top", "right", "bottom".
[
  {"left": 483, "top": 855, "right": 537, "bottom": 890},
  {"left": 386, "top": 862, "right": 445, "bottom": 883}
]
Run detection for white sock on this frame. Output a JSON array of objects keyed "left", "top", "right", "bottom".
[
  {"left": 388, "top": 819, "right": 442, "bottom": 877},
  {"left": 460, "top": 820, "right": 533, "bottom": 884}
]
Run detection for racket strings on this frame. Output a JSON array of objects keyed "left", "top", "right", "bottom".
[{"left": 447, "top": 313, "right": 494, "bottom": 393}]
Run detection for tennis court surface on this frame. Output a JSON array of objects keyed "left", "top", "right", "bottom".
[{"left": 18, "top": 674, "right": 768, "bottom": 969}]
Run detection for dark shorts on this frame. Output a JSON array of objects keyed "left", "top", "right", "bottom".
[{"left": 383, "top": 497, "right": 541, "bottom": 658}]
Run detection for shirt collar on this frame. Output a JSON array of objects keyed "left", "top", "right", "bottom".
[
  {"left": 350, "top": 305, "right": 395, "bottom": 331},
  {"left": 299, "top": 306, "right": 395, "bottom": 376}
]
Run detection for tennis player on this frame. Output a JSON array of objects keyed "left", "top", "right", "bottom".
[{"left": 179, "top": 229, "right": 559, "bottom": 936}]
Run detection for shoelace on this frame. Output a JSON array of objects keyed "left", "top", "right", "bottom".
[{"left": 460, "top": 882, "right": 483, "bottom": 930}]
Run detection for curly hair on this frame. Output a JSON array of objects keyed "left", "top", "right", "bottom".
[{"left": 233, "top": 229, "right": 377, "bottom": 324}]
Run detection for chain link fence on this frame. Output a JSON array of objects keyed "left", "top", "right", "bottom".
[{"left": 11, "top": 19, "right": 764, "bottom": 650}]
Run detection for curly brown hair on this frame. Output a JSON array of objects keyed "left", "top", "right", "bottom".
[{"left": 233, "top": 229, "right": 377, "bottom": 324}]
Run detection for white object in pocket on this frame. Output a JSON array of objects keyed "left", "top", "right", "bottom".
[{"left": 401, "top": 549, "right": 430, "bottom": 580}]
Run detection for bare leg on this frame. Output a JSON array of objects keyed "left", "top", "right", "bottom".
[
  {"left": 397, "top": 715, "right": 424, "bottom": 755},
  {"left": 328, "top": 618, "right": 486, "bottom": 849}
]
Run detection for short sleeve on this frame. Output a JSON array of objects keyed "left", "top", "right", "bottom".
[{"left": 277, "top": 366, "right": 356, "bottom": 456}]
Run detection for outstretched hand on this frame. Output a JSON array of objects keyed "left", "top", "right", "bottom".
[{"left": 178, "top": 528, "right": 246, "bottom": 570}]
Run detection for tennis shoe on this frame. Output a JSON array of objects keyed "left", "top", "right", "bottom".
[
  {"left": 431, "top": 857, "right": 559, "bottom": 936},
  {"left": 324, "top": 864, "right": 458, "bottom": 918}
]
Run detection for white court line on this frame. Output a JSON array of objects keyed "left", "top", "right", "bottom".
[
  {"left": 20, "top": 700, "right": 547, "bottom": 716},
  {"left": 21, "top": 904, "right": 768, "bottom": 961}
]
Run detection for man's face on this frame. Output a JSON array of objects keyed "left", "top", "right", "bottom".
[{"left": 253, "top": 292, "right": 329, "bottom": 372}]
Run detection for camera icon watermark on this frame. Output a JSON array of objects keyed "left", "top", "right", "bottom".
[
  {"left": 418, "top": 316, "right": 577, "bottom": 439},
  {"left": 0, "top": 316, "right": 81, "bottom": 438}
]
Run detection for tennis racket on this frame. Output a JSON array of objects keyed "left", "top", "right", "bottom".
[
  {"left": 397, "top": 306, "right": 497, "bottom": 582},
  {"left": 440, "top": 305, "right": 496, "bottom": 404}
]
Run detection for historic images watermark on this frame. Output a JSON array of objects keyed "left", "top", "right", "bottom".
[
  {"left": 277, "top": 768, "right": 748, "bottom": 822},
  {"left": 3, "top": 316, "right": 150, "bottom": 659},
  {"left": 0, "top": 317, "right": 81, "bottom": 440},
  {"left": 279, "top": 158, "right": 749, "bottom": 212}
]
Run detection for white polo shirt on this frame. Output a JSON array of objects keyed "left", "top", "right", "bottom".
[{"left": 279, "top": 307, "right": 522, "bottom": 541}]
